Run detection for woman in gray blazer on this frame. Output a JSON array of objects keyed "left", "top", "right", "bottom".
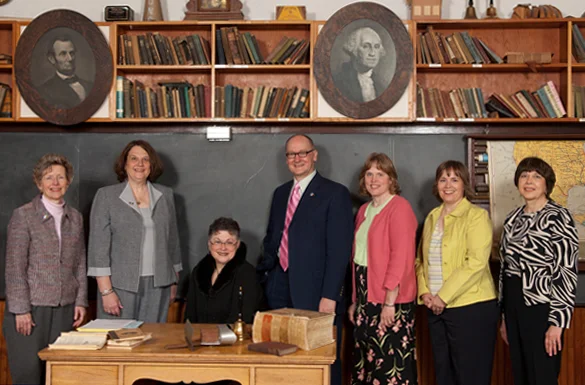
[
  {"left": 3, "top": 153, "right": 87, "bottom": 385},
  {"left": 88, "top": 140, "right": 182, "bottom": 323}
]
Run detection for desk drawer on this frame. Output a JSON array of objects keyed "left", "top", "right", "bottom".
[
  {"left": 255, "top": 367, "right": 324, "bottom": 385},
  {"left": 50, "top": 365, "right": 118, "bottom": 385},
  {"left": 125, "top": 365, "right": 250, "bottom": 385}
]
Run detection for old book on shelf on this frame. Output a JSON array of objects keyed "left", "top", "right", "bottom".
[
  {"left": 252, "top": 308, "right": 334, "bottom": 351},
  {"left": 248, "top": 341, "right": 299, "bottom": 356}
]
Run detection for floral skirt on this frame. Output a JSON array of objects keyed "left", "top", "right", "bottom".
[{"left": 352, "top": 264, "right": 418, "bottom": 385}]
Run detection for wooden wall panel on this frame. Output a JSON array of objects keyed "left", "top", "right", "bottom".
[{"left": 0, "top": 300, "right": 583, "bottom": 385}]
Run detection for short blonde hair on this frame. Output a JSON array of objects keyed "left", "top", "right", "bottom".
[{"left": 33, "top": 153, "right": 74, "bottom": 186}]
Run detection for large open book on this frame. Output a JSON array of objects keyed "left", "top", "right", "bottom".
[{"left": 49, "top": 332, "right": 107, "bottom": 350}]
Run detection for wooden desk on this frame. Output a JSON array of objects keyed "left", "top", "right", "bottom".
[{"left": 38, "top": 323, "right": 336, "bottom": 385}]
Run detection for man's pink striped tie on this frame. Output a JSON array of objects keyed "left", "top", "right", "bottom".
[{"left": 279, "top": 184, "right": 301, "bottom": 271}]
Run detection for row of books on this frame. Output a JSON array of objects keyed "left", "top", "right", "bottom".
[
  {"left": 215, "top": 85, "right": 309, "bottom": 119},
  {"left": 573, "top": 25, "right": 585, "bottom": 63},
  {"left": 118, "top": 33, "right": 210, "bottom": 66},
  {"left": 0, "top": 53, "right": 11, "bottom": 64},
  {"left": 473, "top": 140, "right": 489, "bottom": 194},
  {"left": 0, "top": 83, "right": 11, "bottom": 118},
  {"left": 573, "top": 85, "right": 585, "bottom": 118},
  {"left": 216, "top": 26, "right": 309, "bottom": 65},
  {"left": 417, "top": 81, "right": 566, "bottom": 119},
  {"left": 417, "top": 27, "right": 502, "bottom": 65},
  {"left": 417, "top": 85, "right": 488, "bottom": 119},
  {"left": 487, "top": 81, "right": 566, "bottom": 118},
  {"left": 116, "top": 77, "right": 210, "bottom": 119}
]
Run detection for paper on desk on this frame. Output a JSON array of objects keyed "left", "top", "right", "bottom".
[
  {"left": 77, "top": 319, "right": 144, "bottom": 332},
  {"left": 49, "top": 332, "right": 107, "bottom": 350}
]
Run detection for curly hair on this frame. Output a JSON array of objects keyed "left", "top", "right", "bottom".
[{"left": 33, "top": 153, "right": 74, "bottom": 186}]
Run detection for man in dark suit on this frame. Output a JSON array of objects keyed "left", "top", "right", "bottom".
[
  {"left": 333, "top": 27, "right": 388, "bottom": 103},
  {"left": 38, "top": 36, "right": 93, "bottom": 109},
  {"left": 258, "top": 134, "right": 353, "bottom": 385}
]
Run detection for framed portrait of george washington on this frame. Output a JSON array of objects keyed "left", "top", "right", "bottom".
[
  {"left": 313, "top": 2, "right": 413, "bottom": 119},
  {"left": 15, "top": 9, "right": 113, "bottom": 126}
]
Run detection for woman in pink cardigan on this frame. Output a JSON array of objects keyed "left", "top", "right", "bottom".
[{"left": 348, "top": 152, "right": 419, "bottom": 385}]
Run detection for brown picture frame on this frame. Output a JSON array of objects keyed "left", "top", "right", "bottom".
[
  {"left": 313, "top": 2, "right": 413, "bottom": 119},
  {"left": 184, "top": 0, "right": 243, "bottom": 20},
  {"left": 15, "top": 9, "right": 113, "bottom": 126}
]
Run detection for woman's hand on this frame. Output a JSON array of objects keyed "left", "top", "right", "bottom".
[
  {"left": 545, "top": 325, "right": 563, "bottom": 356},
  {"left": 430, "top": 295, "right": 446, "bottom": 315},
  {"left": 170, "top": 284, "right": 177, "bottom": 303},
  {"left": 102, "top": 292, "right": 123, "bottom": 316},
  {"left": 348, "top": 302, "right": 356, "bottom": 324},
  {"left": 500, "top": 320, "right": 508, "bottom": 345},
  {"left": 73, "top": 306, "right": 87, "bottom": 328},
  {"left": 15, "top": 313, "right": 35, "bottom": 336},
  {"left": 379, "top": 305, "right": 395, "bottom": 333},
  {"left": 421, "top": 293, "right": 433, "bottom": 309}
]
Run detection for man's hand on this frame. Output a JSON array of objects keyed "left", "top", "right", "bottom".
[
  {"left": 348, "top": 302, "right": 356, "bottom": 324},
  {"left": 73, "top": 306, "right": 86, "bottom": 328},
  {"left": 319, "top": 298, "right": 336, "bottom": 313}
]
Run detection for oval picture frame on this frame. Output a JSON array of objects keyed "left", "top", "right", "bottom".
[
  {"left": 313, "top": 2, "right": 413, "bottom": 119},
  {"left": 15, "top": 9, "right": 113, "bottom": 126}
]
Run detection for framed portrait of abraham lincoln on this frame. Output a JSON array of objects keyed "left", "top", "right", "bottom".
[
  {"left": 314, "top": 2, "right": 414, "bottom": 119},
  {"left": 15, "top": 9, "right": 113, "bottom": 126}
]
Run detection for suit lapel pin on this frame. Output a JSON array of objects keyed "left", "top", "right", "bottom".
[
  {"left": 310, "top": 192, "right": 315, "bottom": 197},
  {"left": 43, "top": 214, "right": 49, "bottom": 220}
]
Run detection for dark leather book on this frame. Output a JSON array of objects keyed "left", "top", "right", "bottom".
[{"left": 248, "top": 342, "right": 298, "bottom": 356}]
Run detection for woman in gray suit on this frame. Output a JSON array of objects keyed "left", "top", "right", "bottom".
[
  {"left": 3, "top": 153, "right": 87, "bottom": 385},
  {"left": 88, "top": 140, "right": 182, "bottom": 323}
]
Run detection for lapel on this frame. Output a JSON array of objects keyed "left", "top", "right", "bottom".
[
  {"left": 119, "top": 181, "right": 163, "bottom": 214},
  {"left": 290, "top": 172, "right": 323, "bottom": 225},
  {"left": 33, "top": 194, "right": 61, "bottom": 243}
]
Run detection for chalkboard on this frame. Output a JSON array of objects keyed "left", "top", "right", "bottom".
[{"left": 0, "top": 133, "right": 466, "bottom": 299}]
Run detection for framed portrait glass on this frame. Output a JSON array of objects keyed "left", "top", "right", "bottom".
[
  {"left": 15, "top": 10, "right": 113, "bottom": 126},
  {"left": 313, "top": 3, "right": 413, "bottom": 119},
  {"left": 199, "top": 0, "right": 230, "bottom": 12}
]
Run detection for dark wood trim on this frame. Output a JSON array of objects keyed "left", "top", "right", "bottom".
[{"left": 1, "top": 121, "right": 585, "bottom": 135}]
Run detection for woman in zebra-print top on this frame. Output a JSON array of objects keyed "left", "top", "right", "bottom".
[{"left": 499, "top": 157, "right": 579, "bottom": 385}]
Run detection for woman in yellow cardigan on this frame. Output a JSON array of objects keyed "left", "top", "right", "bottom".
[{"left": 415, "top": 160, "right": 498, "bottom": 385}]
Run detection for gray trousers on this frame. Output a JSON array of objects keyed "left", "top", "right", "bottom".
[
  {"left": 2, "top": 304, "right": 74, "bottom": 385},
  {"left": 97, "top": 276, "right": 171, "bottom": 323}
]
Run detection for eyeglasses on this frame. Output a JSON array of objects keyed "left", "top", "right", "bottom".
[
  {"left": 209, "top": 239, "right": 238, "bottom": 248},
  {"left": 285, "top": 149, "right": 315, "bottom": 160}
]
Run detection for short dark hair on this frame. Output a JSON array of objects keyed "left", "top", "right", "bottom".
[
  {"left": 432, "top": 160, "right": 474, "bottom": 201},
  {"left": 285, "top": 134, "right": 314, "bottom": 149},
  {"left": 208, "top": 217, "right": 240, "bottom": 239},
  {"left": 358, "top": 152, "right": 401, "bottom": 196},
  {"left": 514, "top": 157, "right": 556, "bottom": 199},
  {"left": 114, "top": 140, "right": 164, "bottom": 182},
  {"left": 47, "top": 35, "right": 74, "bottom": 57},
  {"left": 33, "top": 153, "right": 74, "bottom": 186}
]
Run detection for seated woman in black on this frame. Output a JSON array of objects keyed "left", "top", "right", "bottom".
[{"left": 185, "top": 217, "right": 264, "bottom": 324}]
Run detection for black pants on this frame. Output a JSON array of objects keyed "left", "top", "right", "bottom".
[
  {"left": 2, "top": 304, "right": 74, "bottom": 385},
  {"left": 504, "top": 276, "right": 563, "bottom": 385},
  {"left": 265, "top": 264, "right": 343, "bottom": 385},
  {"left": 427, "top": 299, "right": 498, "bottom": 385}
]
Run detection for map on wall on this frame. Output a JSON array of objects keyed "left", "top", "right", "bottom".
[{"left": 488, "top": 141, "right": 585, "bottom": 252}]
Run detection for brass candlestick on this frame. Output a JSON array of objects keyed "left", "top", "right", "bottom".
[
  {"left": 233, "top": 285, "right": 246, "bottom": 341},
  {"left": 464, "top": 0, "right": 478, "bottom": 19},
  {"left": 485, "top": 0, "right": 499, "bottom": 19}
]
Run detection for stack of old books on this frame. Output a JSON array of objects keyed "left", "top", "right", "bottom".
[{"left": 106, "top": 328, "right": 152, "bottom": 349}]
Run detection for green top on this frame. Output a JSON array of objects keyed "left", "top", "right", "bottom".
[{"left": 354, "top": 196, "right": 393, "bottom": 266}]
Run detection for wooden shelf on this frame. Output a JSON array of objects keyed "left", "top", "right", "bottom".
[
  {"left": 416, "top": 64, "right": 568, "bottom": 72},
  {"left": 214, "top": 65, "right": 311, "bottom": 71},
  {"left": 117, "top": 65, "right": 212, "bottom": 73}
]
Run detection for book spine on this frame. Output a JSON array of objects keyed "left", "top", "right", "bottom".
[{"left": 116, "top": 76, "right": 124, "bottom": 118}]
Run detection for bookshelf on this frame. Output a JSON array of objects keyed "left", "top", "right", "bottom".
[
  {"left": 414, "top": 19, "right": 583, "bottom": 123},
  {"left": 0, "top": 21, "right": 14, "bottom": 121},
  {"left": 467, "top": 138, "right": 490, "bottom": 203},
  {"left": 4, "top": 18, "right": 585, "bottom": 128}
]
